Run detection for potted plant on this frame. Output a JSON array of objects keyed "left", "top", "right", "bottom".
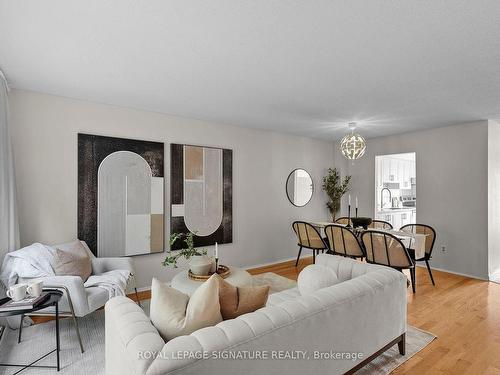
[
  {"left": 162, "top": 232, "right": 211, "bottom": 275},
  {"left": 322, "top": 167, "right": 351, "bottom": 221}
]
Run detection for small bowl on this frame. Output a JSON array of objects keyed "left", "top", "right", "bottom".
[{"left": 351, "top": 217, "right": 373, "bottom": 229}]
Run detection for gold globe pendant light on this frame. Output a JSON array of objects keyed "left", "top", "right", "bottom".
[{"left": 340, "top": 122, "right": 366, "bottom": 160}]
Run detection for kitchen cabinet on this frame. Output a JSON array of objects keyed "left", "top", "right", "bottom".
[
  {"left": 397, "top": 162, "right": 404, "bottom": 185},
  {"left": 381, "top": 158, "right": 389, "bottom": 183},
  {"left": 380, "top": 158, "right": 414, "bottom": 187},
  {"left": 402, "top": 161, "right": 410, "bottom": 188},
  {"left": 389, "top": 159, "right": 398, "bottom": 182}
]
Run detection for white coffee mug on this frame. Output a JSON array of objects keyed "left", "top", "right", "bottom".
[
  {"left": 27, "top": 280, "right": 43, "bottom": 298},
  {"left": 7, "top": 283, "right": 28, "bottom": 302}
]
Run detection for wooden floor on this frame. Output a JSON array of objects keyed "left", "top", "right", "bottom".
[{"left": 247, "top": 257, "right": 500, "bottom": 375}]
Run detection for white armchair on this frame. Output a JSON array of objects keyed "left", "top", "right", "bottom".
[{"left": 18, "top": 240, "right": 140, "bottom": 353}]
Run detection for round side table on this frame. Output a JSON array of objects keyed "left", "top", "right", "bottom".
[
  {"left": 0, "top": 289, "right": 63, "bottom": 373},
  {"left": 171, "top": 266, "right": 253, "bottom": 296}
]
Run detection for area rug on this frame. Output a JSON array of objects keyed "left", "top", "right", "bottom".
[
  {"left": 0, "top": 273, "right": 435, "bottom": 375},
  {"left": 354, "top": 326, "right": 436, "bottom": 374},
  {"left": 252, "top": 272, "right": 298, "bottom": 293}
]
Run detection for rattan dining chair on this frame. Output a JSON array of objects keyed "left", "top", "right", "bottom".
[
  {"left": 324, "top": 224, "right": 365, "bottom": 260},
  {"left": 400, "top": 224, "right": 437, "bottom": 286},
  {"left": 335, "top": 217, "right": 351, "bottom": 226},
  {"left": 368, "top": 220, "right": 393, "bottom": 230},
  {"left": 292, "top": 221, "right": 328, "bottom": 266},
  {"left": 361, "top": 230, "right": 416, "bottom": 293}
]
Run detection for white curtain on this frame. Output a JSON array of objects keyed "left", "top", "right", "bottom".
[{"left": 0, "top": 71, "right": 19, "bottom": 260}]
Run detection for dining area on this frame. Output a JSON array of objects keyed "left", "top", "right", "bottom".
[
  {"left": 286, "top": 166, "right": 436, "bottom": 294},
  {"left": 291, "top": 218, "right": 436, "bottom": 293}
]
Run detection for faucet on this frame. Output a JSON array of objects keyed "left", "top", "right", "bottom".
[{"left": 380, "top": 187, "right": 392, "bottom": 209}]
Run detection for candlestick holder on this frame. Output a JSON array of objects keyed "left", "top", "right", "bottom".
[
  {"left": 355, "top": 207, "right": 358, "bottom": 218},
  {"left": 347, "top": 205, "right": 352, "bottom": 228},
  {"left": 215, "top": 257, "right": 219, "bottom": 274}
]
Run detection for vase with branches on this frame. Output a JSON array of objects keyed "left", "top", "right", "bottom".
[
  {"left": 162, "top": 232, "right": 207, "bottom": 268},
  {"left": 322, "top": 168, "right": 351, "bottom": 221}
]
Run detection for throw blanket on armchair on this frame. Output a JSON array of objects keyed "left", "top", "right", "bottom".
[
  {"left": 1, "top": 243, "right": 130, "bottom": 298},
  {"left": 84, "top": 269, "right": 130, "bottom": 298},
  {"left": 0, "top": 243, "right": 55, "bottom": 288}
]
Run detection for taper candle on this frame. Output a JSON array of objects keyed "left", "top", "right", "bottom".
[
  {"left": 215, "top": 242, "right": 218, "bottom": 259},
  {"left": 349, "top": 194, "right": 351, "bottom": 205}
]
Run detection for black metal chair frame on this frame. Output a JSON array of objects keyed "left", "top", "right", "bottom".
[
  {"left": 370, "top": 219, "right": 394, "bottom": 230},
  {"left": 361, "top": 230, "right": 416, "bottom": 293},
  {"left": 335, "top": 217, "right": 351, "bottom": 225},
  {"left": 324, "top": 224, "right": 365, "bottom": 260},
  {"left": 292, "top": 221, "right": 327, "bottom": 266},
  {"left": 400, "top": 223, "right": 437, "bottom": 286}
]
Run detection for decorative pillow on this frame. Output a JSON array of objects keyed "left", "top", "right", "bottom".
[
  {"left": 150, "top": 275, "right": 222, "bottom": 341},
  {"left": 297, "top": 264, "right": 340, "bottom": 295},
  {"left": 215, "top": 274, "right": 270, "bottom": 320},
  {"left": 53, "top": 241, "right": 92, "bottom": 281}
]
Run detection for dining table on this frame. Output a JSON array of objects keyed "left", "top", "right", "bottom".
[{"left": 309, "top": 221, "right": 428, "bottom": 259}]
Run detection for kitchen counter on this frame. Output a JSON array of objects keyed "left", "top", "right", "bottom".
[{"left": 377, "top": 207, "right": 416, "bottom": 214}]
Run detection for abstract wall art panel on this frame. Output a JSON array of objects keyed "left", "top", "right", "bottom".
[
  {"left": 170, "top": 144, "right": 232, "bottom": 250},
  {"left": 78, "top": 134, "right": 164, "bottom": 257}
]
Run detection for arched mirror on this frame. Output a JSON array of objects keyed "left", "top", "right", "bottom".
[{"left": 286, "top": 169, "right": 314, "bottom": 207}]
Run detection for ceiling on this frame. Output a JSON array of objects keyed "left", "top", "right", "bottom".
[{"left": 1, "top": 1, "right": 500, "bottom": 140}]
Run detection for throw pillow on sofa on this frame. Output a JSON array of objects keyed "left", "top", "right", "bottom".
[
  {"left": 150, "top": 275, "right": 222, "bottom": 341},
  {"left": 297, "top": 264, "right": 340, "bottom": 295},
  {"left": 53, "top": 240, "right": 92, "bottom": 281},
  {"left": 215, "top": 274, "right": 270, "bottom": 320}
]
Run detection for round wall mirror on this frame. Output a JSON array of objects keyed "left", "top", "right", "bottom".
[{"left": 286, "top": 169, "right": 314, "bottom": 207}]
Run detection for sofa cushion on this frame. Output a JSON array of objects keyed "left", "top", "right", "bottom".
[
  {"left": 53, "top": 241, "right": 92, "bottom": 281},
  {"left": 150, "top": 275, "right": 222, "bottom": 341},
  {"left": 297, "top": 264, "right": 340, "bottom": 295},
  {"left": 266, "top": 287, "right": 301, "bottom": 306},
  {"left": 215, "top": 274, "right": 270, "bottom": 320}
]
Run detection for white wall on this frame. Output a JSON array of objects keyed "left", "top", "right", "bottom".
[
  {"left": 488, "top": 120, "right": 500, "bottom": 281},
  {"left": 8, "top": 90, "right": 333, "bottom": 288},
  {"left": 335, "top": 121, "right": 489, "bottom": 280}
]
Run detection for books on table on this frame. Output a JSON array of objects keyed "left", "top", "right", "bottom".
[{"left": 0, "top": 292, "right": 51, "bottom": 312}]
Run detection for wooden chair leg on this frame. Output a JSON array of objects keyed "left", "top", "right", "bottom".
[
  {"left": 425, "top": 259, "right": 435, "bottom": 286},
  {"left": 410, "top": 268, "right": 416, "bottom": 293},
  {"left": 295, "top": 246, "right": 303, "bottom": 267}
]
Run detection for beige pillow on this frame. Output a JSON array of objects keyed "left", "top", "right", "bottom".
[
  {"left": 150, "top": 275, "right": 222, "bottom": 341},
  {"left": 53, "top": 241, "right": 92, "bottom": 281},
  {"left": 216, "top": 274, "right": 270, "bottom": 320}
]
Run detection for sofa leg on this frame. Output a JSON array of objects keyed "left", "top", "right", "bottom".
[{"left": 398, "top": 333, "right": 406, "bottom": 355}]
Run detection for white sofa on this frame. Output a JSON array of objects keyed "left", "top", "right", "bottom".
[{"left": 105, "top": 255, "right": 407, "bottom": 375}]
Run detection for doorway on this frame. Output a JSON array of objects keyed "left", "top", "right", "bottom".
[{"left": 375, "top": 152, "right": 416, "bottom": 229}]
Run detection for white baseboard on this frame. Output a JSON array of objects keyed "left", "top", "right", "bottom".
[
  {"left": 133, "top": 258, "right": 490, "bottom": 294},
  {"left": 133, "top": 256, "right": 301, "bottom": 294},
  {"left": 415, "top": 263, "right": 489, "bottom": 281},
  {"left": 242, "top": 256, "right": 298, "bottom": 270}
]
